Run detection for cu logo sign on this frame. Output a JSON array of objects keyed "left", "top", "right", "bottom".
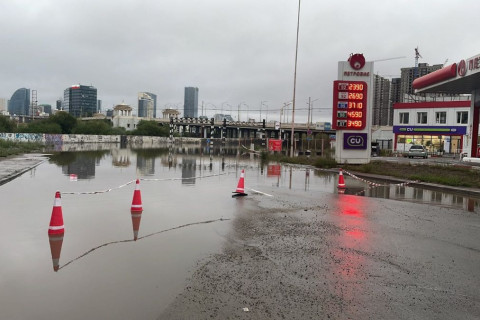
[
  {"left": 458, "top": 60, "right": 466, "bottom": 77},
  {"left": 347, "top": 135, "right": 365, "bottom": 147}
]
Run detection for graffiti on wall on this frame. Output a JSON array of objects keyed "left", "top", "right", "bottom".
[
  {"left": 45, "top": 134, "right": 64, "bottom": 145},
  {"left": 0, "top": 132, "right": 44, "bottom": 142}
]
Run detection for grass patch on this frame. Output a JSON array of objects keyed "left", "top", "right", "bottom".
[
  {"left": 344, "top": 161, "right": 480, "bottom": 188},
  {"left": 0, "top": 140, "right": 43, "bottom": 157},
  {"left": 261, "top": 152, "right": 337, "bottom": 169}
]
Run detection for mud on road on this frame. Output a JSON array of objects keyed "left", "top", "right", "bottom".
[{"left": 158, "top": 188, "right": 480, "bottom": 320}]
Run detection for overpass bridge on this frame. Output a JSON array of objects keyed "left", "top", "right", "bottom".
[{"left": 164, "top": 117, "right": 334, "bottom": 140}]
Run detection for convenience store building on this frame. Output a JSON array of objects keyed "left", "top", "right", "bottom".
[{"left": 393, "top": 100, "right": 471, "bottom": 155}]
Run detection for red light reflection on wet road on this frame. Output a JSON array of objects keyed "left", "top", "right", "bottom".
[{"left": 329, "top": 194, "right": 370, "bottom": 310}]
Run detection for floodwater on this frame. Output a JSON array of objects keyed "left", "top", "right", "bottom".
[{"left": 0, "top": 145, "right": 478, "bottom": 320}]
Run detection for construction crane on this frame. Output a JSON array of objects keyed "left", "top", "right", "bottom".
[
  {"left": 373, "top": 56, "right": 406, "bottom": 63},
  {"left": 414, "top": 47, "right": 422, "bottom": 78},
  {"left": 372, "top": 56, "right": 405, "bottom": 79}
]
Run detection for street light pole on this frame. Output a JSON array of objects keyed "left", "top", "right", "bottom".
[
  {"left": 261, "top": 101, "right": 268, "bottom": 122},
  {"left": 290, "top": 0, "right": 301, "bottom": 157}
]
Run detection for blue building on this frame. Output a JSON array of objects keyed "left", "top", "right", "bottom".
[
  {"left": 63, "top": 84, "right": 97, "bottom": 117},
  {"left": 138, "top": 92, "right": 157, "bottom": 118},
  {"left": 8, "top": 88, "right": 30, "bottom": 116},
  {"left": 184, "top": 87, "right": 198, "bottom": 118}
]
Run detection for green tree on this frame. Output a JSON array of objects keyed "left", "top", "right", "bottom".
[
  {"left": 110, "top": 127, "right": 127, "bottom": 135},
  {"left": 22, "top": 121, "right": 62, "bottom": 134},
  {"left": 132, "top": 120, "right": 169, "bottom": 136},
  {"left": 72, "top": 120, "right": 112, "bottom": 135},
  {"left": 49, "top": 112, "right": 77, "bottom": 134},
  {"left": 0, "top": 115, "right": 16, "bottom": 132}
]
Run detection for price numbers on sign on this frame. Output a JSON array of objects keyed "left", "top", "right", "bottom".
[
  {"left": 348, "top": 92, "right": 363, "bottom": 100},
  {"left": 347, "top": 111, "right": 362, "bottom": 118},
  {"left": 348, "top": 102, "right": 363, "bottom": 109},
  {"left": 332, "top": 80, "right": 367, "bottom": 130},
  {"left": 348, "top": 83, "right": 364, "bottom": 91},
  {"left": 347, "top": 120, "right": 363, "bottom": 128}
]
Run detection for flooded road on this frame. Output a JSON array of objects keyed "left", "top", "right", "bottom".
[{"left": 0, "top": 145, "right": 479, "bottom": 319}]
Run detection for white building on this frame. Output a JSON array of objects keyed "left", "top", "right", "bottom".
[
  {"left": 393, "top": 100, "right": 471, "bottom": 155},
  {"left": 112, "top": 103, "right": 140, "bottom": 131},
  {"left": 0, "top": 98, "right": 6, "bottom": 112}
]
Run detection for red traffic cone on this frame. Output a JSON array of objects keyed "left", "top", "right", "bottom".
[
  {"left": 48, "top": 234, "right": 64, "bottom": 272},
  {"left": 338, "top": 169, "right": 346, "bottom": 189},
  {"left": 131, "top": 212, "right": 142, "bottom": 241},
  {"left": 232, "top": 169, "right": 248, "bottom": 197},
  {"left": 48, "top": 191, "right": 65, "bottom": 235},
  {"left": 131, "top": 179, "right": 143, "bottom": 212}
]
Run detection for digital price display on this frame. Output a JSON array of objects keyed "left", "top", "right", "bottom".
[{"left": 332, "top": 80, "right": 367, "bottom": 130}]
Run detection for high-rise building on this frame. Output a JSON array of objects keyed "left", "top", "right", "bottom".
[
  {"left": 372, "top": 75, "right": 391, "bottom": 126},
  {"left": 389, "top": 78, "right": 402, "bottom": 125},
  {"left": 63, "top": 84, "right": 97, "bottom": 117},
  {"left": 8, "top": 88, "right": 30, "bottom": 116},
  {"left": 39, "top": 104, "right": 52, "bottom": 115},
  {"left": 97, "top": 100, "right": 102, "bottom": 113},
  {"left": 184, "top": 87, "right": 199, "bottom": 118},
  {"left": 400, "top": 63, "right": 442, "bottom": 101},
  {"left": 390, "top": 78, "right": 401, "bottom": 105},
  {"left": 0, "top": 98, "right": 6, "bottom": 112},
  {"left": 56, "top": 99, "right": 62, "bottom": 110},
  {"left": 138, "top": 92, "right": 157, "bottom": 118}
]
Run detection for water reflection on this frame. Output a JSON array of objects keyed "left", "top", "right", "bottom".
[
  {"left": 54, "top": 218, "right": 229, "bottom": 272},
  {"left": 332, "top": 195, "right": 369, "bottom": 311},
  {"left": 112, "top": 148, "right": 131, "bottom": 167},
  {"left": 362, "top": 182, "right": 479, "bottom": 213},
  {"left": 44, "top": 144, "right": 480, "bottom": 213},
  {"left": 181, "top": 158, "right": 197, "bottom": 185},
  {"left": 48, "top": 150, "right": 109, "bottom": 179},
  {"left": 137, "top": 156, "right": 155, "bottom": 175},
  {"left": 48, "top": 234, "right": 63, "bottom": 272},
  {"left": 131, "top": 212, "right": 142, "bottom": 241}
]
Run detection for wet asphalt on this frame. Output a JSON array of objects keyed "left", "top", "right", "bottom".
[
  {"left": 1, "top": 154, "right": 480, "bottom": 319},
  {"left": 159, "top": 188, "right": 480, "bottom": 320}
]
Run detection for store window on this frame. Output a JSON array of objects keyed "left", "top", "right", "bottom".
[
  {"left": 456, "top": 111, "right": 468, "bottom": 124},
  {"left": 417, "top": 112, "right": 427, "bottom": 124},
  {"left": 435, "top": 112, "right": 446, "bottom": 124},
  {"left": 399, "top": 112, "right": 409, "bottom": 124}
]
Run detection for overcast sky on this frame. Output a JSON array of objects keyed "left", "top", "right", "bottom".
[{"left": 1, "top": 0, "right": 479, "bottom": 122}]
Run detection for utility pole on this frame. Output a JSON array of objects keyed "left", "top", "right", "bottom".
[{"left": 290, "top": 0, "right": 301, "bottom": 157}]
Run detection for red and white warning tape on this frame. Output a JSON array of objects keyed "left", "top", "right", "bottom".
[
  {"left": 340, "top": 169, "right": 419, "bottom": 195},
  {"left": 62, "top": 180, "right": 136, "bottom": 195},
  {"left": 62, "top": 172, "right": 232, "bottom": 195}
]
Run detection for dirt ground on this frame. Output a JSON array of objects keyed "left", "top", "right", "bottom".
[{"left": 157, "top": 187, "right": 480, "bottom": 320}]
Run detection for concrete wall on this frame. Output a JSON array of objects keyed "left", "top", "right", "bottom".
[{"left": 0, "top": 133, "right": 201, "bottom": 145}]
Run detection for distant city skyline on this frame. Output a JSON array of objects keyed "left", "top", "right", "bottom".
[
  {"left": 2, "top": 59, "right": 450, "bottom": 124},
  {"left": 1, "top": 1, "right": 477, "bottom": 123}
]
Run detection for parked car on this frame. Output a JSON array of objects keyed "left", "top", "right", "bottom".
[{"left": 408, "top": 145, "right": 428, "bottom": 159}]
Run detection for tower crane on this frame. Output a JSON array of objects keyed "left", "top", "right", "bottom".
[
  {"left": 373, "top": 56, "right": 406, "bottom": 63},
  {"left": 414, "top": 47, "right": 422, "bottom": 78}
]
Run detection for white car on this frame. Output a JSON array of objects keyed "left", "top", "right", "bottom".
[{"left": 408, "top": 145, "right": 428, "bottom": 159}]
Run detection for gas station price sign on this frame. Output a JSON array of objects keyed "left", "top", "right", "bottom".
[{"left": 332, "top": 80, "right": 367, "bottom": 130}]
